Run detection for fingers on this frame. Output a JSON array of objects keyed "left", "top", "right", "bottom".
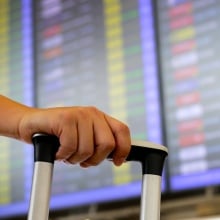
[
  {"left": 79, "top": 108, "right": 131, "bottom": 167},
  {"left": 55, "top": 123, "right": 78, "bottom": 161},
  {"left": 52, "top": 107, "right": 131, "bottom": 167},
  {"left": 65, "top": 112, "right": 94, "bottom": 164},
  {"left": 80, "top": 108, "right": 116, "bottom": 167},
  {"left": 103, "top": 114, "right": 131, "bottom": 166}
]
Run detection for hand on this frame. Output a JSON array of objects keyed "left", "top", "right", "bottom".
[{"left": 18, "top": 106, "right": 131, "bottom": 167}]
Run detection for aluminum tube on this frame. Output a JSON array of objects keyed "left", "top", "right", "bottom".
[
  {"left": 140, "top": 174, "right": 161, "bottom": 220},
  {"left": 28, "top": 162, "right": 54, "bottom": 220}
]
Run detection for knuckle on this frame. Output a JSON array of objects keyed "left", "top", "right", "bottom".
[
  {"left": 59, "top": 110, "right": 74, "bottom": 124},
  {"left": 87, "top": 106, "right": 98, "bottom": 111},
  {"left": 87, "top": 106, "right": 100, "bottom": 115},
  {"left": 76, "top": 107, "right": 91, "bottom": 120},
  {"left": 116, "top": 123, "right": 130, "bottom": 135}
]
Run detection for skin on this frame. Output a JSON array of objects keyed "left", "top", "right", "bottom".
[{"left": 0, "top": 95, "right": 131, "bottom": 167}]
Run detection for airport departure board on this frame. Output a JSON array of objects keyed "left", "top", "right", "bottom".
[
  {"left": 0, "top": 0, "right": 33, "bottom": 218},
  {"left": 156, "top": 0, "right": 220, "bottom": 190},
  {"left": 35, "top": 0, "right": 164, "bottom": 210}
]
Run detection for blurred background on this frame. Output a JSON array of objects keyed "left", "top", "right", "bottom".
[{"left": 1, "top": 0, "right": 220, "bottom": 219}]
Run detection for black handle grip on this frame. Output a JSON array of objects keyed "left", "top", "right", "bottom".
[
  {"left": 108, "top": 144, "right": 168, "bottom": 176},
  {"left": 32, "top": 133, "right": 168, "bottom": 175},
  {"left": 32, "top": 133, "right": 60, "bottom": 163},
  {"left": 129, "top": 145, "right": 167, "bottom": 176}
]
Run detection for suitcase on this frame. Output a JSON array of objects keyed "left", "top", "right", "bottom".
[{"left": 28, "top": 133, "right": 168, "bottom": 220}]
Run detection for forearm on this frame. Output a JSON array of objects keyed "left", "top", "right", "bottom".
[{"left": 0, "top": 95, "right": 34, "bottom": 139}]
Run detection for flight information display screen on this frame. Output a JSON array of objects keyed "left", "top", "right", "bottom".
[
  {"left": 35, "top": 0, "right": 165, "bottom": 211},
  {"left": 0, "top": 0, "right": 34, "bottom": 218},
  {"left": 156, "top": 0, "right": 220, "bottom": 191}
]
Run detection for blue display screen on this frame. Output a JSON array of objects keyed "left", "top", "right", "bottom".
[
  {"left": 34, "top": 0, "right": 166, "bottom": 213},
  {"left": 156, "top": 0, "right": 220, "bottom": 191},
  {"left": 0, "top": 0, "right": 34, "bottom": 218},
  {"left": 0, "top": 0, "right": 166, "bottom": 218}
]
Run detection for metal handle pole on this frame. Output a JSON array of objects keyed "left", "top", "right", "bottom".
[
  {"left": 127, "top": 140, "right": 168, "bottom": 220},
  {"left": 28, "top": 135, "right": 167, "bottom": 220},
  {"left": 28, "top": 133, "right": 60, "bottom": 220},
  {"left": 28, "top": 162, "right": 54, "bottom": 220},
  {"left": 141, "top": 174, "right": 161, "bottom": 220}
]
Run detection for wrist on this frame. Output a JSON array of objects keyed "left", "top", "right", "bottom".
[{"left": 17, "top": 106, "right": 39, "bottom": 143}]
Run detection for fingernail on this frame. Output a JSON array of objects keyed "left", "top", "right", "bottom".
[
  {"left": 80, "top": 162, "right": 89, "bottom": 168},
  {"left": 115, "top": 157, "right": 125, "bottom": 166}
]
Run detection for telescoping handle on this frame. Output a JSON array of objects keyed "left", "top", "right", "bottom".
[
  {"left": 28, "top": 134, "right": 59, "bottom": 220},
  {"left": 128, "top": 140, "right": 168, "bottom": 220},
  {"left": 28, "top": 133, "right": 168, "bottom": 220}
]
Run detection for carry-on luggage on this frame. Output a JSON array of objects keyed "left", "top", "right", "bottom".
[{"left": 28, "top": 133, "right": 168, "bottom": 220}]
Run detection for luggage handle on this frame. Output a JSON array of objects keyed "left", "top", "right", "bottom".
[{"left": 28, "top": 133, "right": 168, "bottom": 220}]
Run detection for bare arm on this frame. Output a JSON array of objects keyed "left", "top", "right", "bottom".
[
  {"left": 0, "top": 95, "right": 35, "bottom": 139},
  {"left": 0, "top": 95, "right": 131, "bottom": 167}
]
